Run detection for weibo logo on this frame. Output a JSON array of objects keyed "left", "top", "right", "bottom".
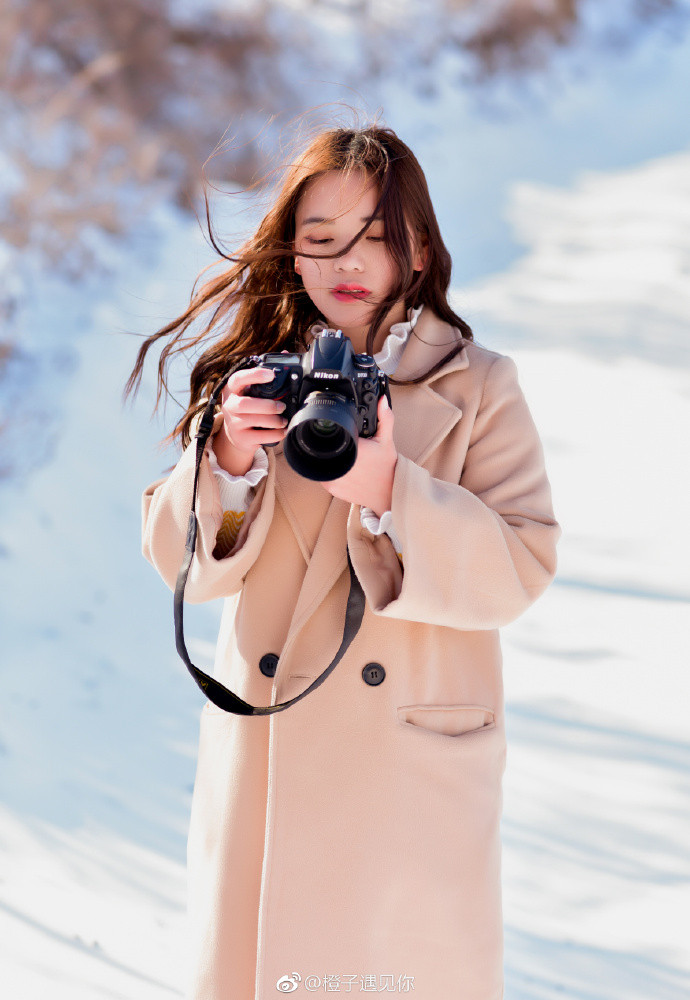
[{"left": 276, "top": 973, "right": 301, "bottom": 992}]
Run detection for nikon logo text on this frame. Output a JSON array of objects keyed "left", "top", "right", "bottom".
[{"left": 313, "top": 372, "right": 338, "bottom": 379}]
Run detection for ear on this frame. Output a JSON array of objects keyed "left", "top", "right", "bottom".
[
  {"left": 412, "top": 238, "right": 428, "bottom": 272},
  {"left": 294, "top": 256, "right": 301, "bottom": 275}
]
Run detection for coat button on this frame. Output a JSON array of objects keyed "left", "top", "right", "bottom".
[
  {"left": 362, "top": 662, "right": 385, "bottom": 686},
  {"left": 259, "top": 653, "right": 279, "bottom": 677}
]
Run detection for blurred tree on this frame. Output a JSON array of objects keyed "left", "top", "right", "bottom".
[
  {"left": 0, "top": 0, "right": 297, "bottom": 271},
  {"left": 0, "top": 0, "right": 687, "bottom": 272},
  {"left": 445, "top": 0, "right": 685, "bottom": 77}
]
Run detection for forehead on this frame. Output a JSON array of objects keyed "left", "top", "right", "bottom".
[{"left": 295, "top": 169, "right": 380, "bottom": 226}]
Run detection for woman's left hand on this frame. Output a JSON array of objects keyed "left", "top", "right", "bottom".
[{"left": 320, "top": 395, "right": 397, "bottom": 517}]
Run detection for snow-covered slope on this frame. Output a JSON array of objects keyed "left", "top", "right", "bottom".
[
  {"left": 457, "top": 155, "right": 690, "bottom": 998},
  {"left": 0, "top": 203, "right": 214, "bottom": 998},
  {"left": 460, "top": 150, "right": 690, "bottom": 367}
]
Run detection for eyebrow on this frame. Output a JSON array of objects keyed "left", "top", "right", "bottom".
[{"left": 299, "top": 214, "right": 383, "bottom": 226}]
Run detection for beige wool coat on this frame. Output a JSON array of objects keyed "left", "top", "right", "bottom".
[{"left": 141, "top": 307, "right": 561, "bottom": 1000}]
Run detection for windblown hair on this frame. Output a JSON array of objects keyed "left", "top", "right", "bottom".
[{"left": 123, "top": 123, "right": 473, "bottom": 449}]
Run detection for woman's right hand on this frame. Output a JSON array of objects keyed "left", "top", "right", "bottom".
[{"left": 212, "top": 366, "right": 288, "bottom": 476}]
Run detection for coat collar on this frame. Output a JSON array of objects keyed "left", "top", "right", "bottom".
[
  {"left": 272, "top": 310, "right": 469, "bottom": 665},
  {"left": 393, "top": 304, "right": 469, "bottom": 385},
  {"left": 384, "top": 306, "right": 468, "bottom": 469}
]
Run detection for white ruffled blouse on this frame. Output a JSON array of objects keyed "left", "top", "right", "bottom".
[{"left": 207, "top": 304, "right": 424, "bottom": 558}]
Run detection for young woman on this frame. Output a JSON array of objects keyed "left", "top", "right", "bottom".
[{"left": 126, "top": 124, "right": 560, "bottom": 1000}]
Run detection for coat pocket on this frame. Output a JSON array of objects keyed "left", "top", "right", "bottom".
[{"left": 397, "top": 703, "right": 496, "bottom": 739}]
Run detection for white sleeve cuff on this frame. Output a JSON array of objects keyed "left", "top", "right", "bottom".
[
  {"left": 361, "top": 507, "right": 392, "bottom": 536},
  {"left": 360, "top": 507, "right": 403, "bottom": 560},
  {"left": 208, "top": 444, "right": 269, "bottom": 514},
  {"left": 208, "top": 443, "right": 269, "bottom": 486}
]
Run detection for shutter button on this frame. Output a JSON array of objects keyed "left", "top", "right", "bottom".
[
  {"left": 362, "top": 662, "right": 385, "bottom": 686},
  {"left": 259, "top": 653, "right": 279, "bottom": 678}
]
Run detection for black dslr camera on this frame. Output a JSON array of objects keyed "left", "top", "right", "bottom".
[{"left": 243, "top": 328, "right": 390, "bottom": 482}]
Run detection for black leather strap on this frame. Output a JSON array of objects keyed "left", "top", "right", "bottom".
[{"left": 172, "top": 371, "right": 365, "bottom": 715}]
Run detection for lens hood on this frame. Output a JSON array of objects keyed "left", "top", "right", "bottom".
[{"left": 284, "top": 391, "right": 359, "bottom": 481}]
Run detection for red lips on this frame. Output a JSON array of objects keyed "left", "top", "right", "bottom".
[{"left": 332, "top": 283, "right": 370, "bottom": 300}]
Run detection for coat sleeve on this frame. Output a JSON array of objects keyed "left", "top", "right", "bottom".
[
  {"left": 347, "top": 354, "right": 561, "bottom": 630},
  {"left": 141, "top": 411, "right": 276, "bottom": 603}
]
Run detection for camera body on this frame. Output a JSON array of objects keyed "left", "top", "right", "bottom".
[{"left": 243, "top": 328, "right": 389, "bottom": 481}]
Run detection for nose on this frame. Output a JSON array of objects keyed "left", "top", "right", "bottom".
[{"left": 334, "top": 241, "right": 364, "bottom": 273}]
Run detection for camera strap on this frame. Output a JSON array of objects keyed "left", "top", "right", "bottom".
[{"left": 173, "top": 370, "right": 366, "bottom": 715}]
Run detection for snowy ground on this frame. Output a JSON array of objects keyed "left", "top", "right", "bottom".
[{"left": 2, "top": 59, "right": 690, "bottom": 1000}]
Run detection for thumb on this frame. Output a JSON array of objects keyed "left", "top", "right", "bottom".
[{"left": 375, "top": 394, "right": 394, "bottom": 436}]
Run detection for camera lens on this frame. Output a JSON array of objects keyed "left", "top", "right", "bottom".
[
  {"left": 313, "top": 419, "right": 337, "bottom": 434},
  {"left": 284, "top": 391, "right": 358, "bottom": 481},
  {"left": 295, "top": 420, "right": 350, "bottom": 459}
]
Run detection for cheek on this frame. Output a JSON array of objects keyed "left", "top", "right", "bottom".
[
  {"left": 300, "top": 258, "right": 326, "bottom": 284},
  {"left": 376, "top": 250, "right": 398, "bottom": 289}
]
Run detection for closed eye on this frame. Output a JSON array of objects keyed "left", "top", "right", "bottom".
[{"left": 304, "top": 236, "right": 385, "bottom": 245}]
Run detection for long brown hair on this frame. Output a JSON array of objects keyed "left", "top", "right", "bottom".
[{"left": 123, "top": 123, "right": 473, "bottom": 450}]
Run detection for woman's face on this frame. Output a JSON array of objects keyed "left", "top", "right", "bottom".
[{"left": 293, "top": 169, "right": 424, "bottom": 350}]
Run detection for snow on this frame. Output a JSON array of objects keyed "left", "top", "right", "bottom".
[
  {"left": 456, "top": 148, "right": 690, "bottom": 994},
  {"left": 2, "top": 34, "right": 689, "bottom": 1000},
  {"left": 460, "top": 150, "right": 690, "bottom": 367},
  {"left": 458, "top": 155, "right": 690, "bottom": 997}
]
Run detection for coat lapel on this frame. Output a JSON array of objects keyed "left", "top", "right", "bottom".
[
  {"left": 273, "top": 454, "right": 333, "bottom": 564},
  {"left": 273, "top": 309, "right": 470, "bottom": 680},
  {"left": 389, "top": 380, "right": 463, "bottom": 469},
  {"left": 383, "top": 305, "right": 469, "bottom": 466},
  {"left": 280, "top": 493, "right": 350, "bottom": 646}
]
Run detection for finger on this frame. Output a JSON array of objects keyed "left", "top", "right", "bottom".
[
  {"left": 244, "top": 414, "right": 289, "bottom": 430},
  {"left": 229, "top": 394, "right": 286, "bottom": 416},
  {"left": 227, "top": 411, "right": 288, "bottom": 435},
  {"left": 224, "top": 366, "right": 276, "bottom": 399},
  {"left": 221, "top": 369, "right": 276, "bottom": 407},
  {"left": 373, "top": 396, "right": 393, "bottom": 438},
  {"left": 238, "top": 426, "right": 288, "bottom": 445}
]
